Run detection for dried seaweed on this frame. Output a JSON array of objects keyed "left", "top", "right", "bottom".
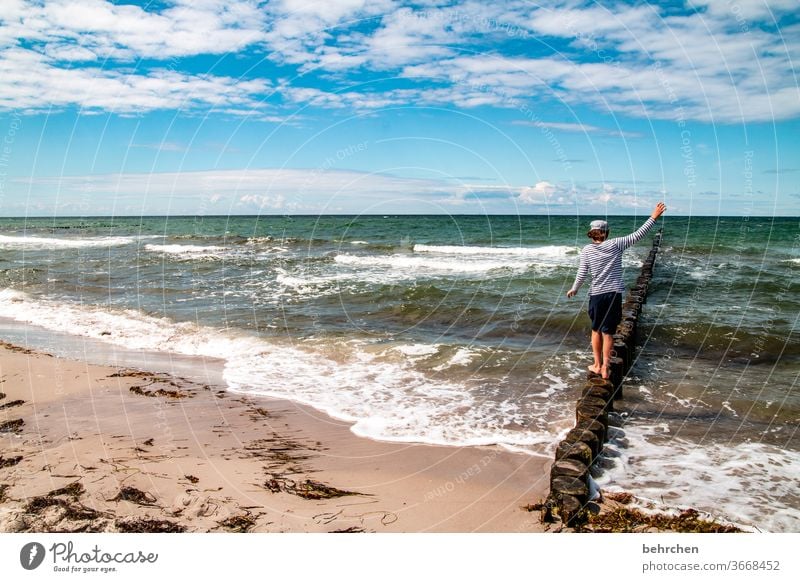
[
  {"left": 0, "top": 484, "right": 9, "bottom": 503},
  {"left": 109, "top": 370, "right": 152, "bottom": 379},
  {"left": 582, "top": 507, "right": 742, "bottom": 533},
  {"left": 218, "top": 515, "right": 256, "bottom": 532},
  {"left": 263, "top": 475, "right": 360, "bottom": 500},
  {"left": 0, "top": 399, "right": 25, "bottom": 410},
  {"left": 605, "top": 492, "right": 634, "bottom": 505},
  {"left": 184, "top": 475, "right": 199, "bottom": 484},
  {"left": 24, "top": 496, "right": 103, "bottom": 521},
  {"left": 0, "top": 418, "right": 24, "bottom": 433},
  {"left": 330, "top": 526, "right": 366, "bottom": 533},
  {"left": 129, "top": 386, "right": 189, "bottom": 399},
  {"left": 0, "top": 341, "right": 36, "bottom": 354},
  {"left": 0, "top": 455, "right": 23, "bottom": 468},
  {"left": 116, "top": 518, "right": 185, "bottom": 533},
  {"left": 111, "top": 486, "right": 157, "bottom": 506},
  {"left": 47, "top": 482, "right": 84, "bottom": 497}
]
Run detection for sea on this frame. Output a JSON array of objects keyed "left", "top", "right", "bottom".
[{"left": 0, "top": 214, "right": 797, "bottom": 532}]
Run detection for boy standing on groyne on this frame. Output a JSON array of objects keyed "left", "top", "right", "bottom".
[{"left": 567, "top": 202, "right": 666, "bottom": 379}]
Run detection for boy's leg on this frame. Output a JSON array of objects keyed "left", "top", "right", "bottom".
[
  {"left": 590, "top": 330, "right": 602, "bottom": 374},
  {"left": 601, "top": 333, "right": 614, "bottom": 379}
]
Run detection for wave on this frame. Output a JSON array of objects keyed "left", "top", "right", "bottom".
[
  {"left": 144, "top": 244, "right": 228, "bottom": 260},
  {"left": 0, "top": 234, "right": 137, "bottom": 249},
  {"left": 414, "top": 244, "right": 578, "bottom": 259},
  {"left": 0, "top": 289, "right": 560, "bottom": 451},
  {"left": 334, "top": 253, "right": 532, "bottom": 274},
  {"left": 597, "top": 423, "right": 800, "bottom": 532}
]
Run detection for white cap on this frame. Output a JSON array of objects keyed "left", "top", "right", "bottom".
[{"left": 589, "top": 219, "right": 608, "bottom": 231}]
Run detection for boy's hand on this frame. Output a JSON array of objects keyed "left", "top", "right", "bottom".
[
  {"left": 651, "top": 202, "right": 666, "bottom": 219},
  {"left": 566, "top": 289, "right": 576, "bottom": 298}
]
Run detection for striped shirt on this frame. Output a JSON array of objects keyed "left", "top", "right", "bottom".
[{"left": 569, "top": 217, "right": 656, "bottom": 296}]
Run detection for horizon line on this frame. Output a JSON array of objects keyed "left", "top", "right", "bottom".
[{"left": 1, "top": 213, "right": 797, "bottom": 219}]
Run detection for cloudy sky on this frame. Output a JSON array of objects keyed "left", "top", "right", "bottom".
[{"left": 0, "top": 0, "right": 797, "bottom": 216}]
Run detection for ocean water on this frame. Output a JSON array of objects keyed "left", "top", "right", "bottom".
[{"left": 0, "top": 214, "right": 797, "bottom": 531}]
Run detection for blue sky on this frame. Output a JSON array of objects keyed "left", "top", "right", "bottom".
[{"left": 0, "top": 0, "right": 798, "bottom": 216}]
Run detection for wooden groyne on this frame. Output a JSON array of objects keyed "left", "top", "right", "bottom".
[{"left": 543, "top": 228, "right": 663, "bottom": 527}]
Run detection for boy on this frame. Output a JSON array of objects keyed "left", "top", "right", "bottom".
[{"left": 567, "top": 202, "right": 666, "bottom": 379}]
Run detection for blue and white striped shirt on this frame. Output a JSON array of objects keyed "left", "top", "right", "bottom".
[{"left": 569, "top": 217, "right": 656, "bottom": 296}]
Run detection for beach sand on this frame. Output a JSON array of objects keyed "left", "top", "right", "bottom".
[{"left": 0, "top": 341, "right": 549, "bottom": 533}]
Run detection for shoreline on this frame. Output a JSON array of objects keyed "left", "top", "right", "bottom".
[{"left": 0, "top": 339, "right": 550, "bottom": 533}]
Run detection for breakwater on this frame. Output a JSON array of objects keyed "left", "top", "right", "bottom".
[{"left": 544, "top": 228, "right": 663, "bottom": 527}]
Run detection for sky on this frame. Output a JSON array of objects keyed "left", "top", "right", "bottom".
[{"left": 0, "top": 0, "right": 797, "bottom": 217}]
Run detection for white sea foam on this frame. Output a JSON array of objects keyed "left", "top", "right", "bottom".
[
  {"left": 275, "top": 269, "right": 357, "bottom": 294},
  {"left": 534, "top": 373, "right": 570, "bottom": 399},
  {"left": 413, "top": 244, "right": 578, "bottom": 259},
  {"left": 144, "top": 244, "right": 227, "bottom": 259},
  {"left": 350, "top": 240, "right": 369, "bottom": 245},
  {"left": 0, "top": 235, "right": 136, "bottom": 249},
  {"left": 391, "top": 343, "right": 441, "bottom": 359},
  {"left": 0, "top": 289, "right": 556, "bottom": 452},
  {"left": 334, "top": 253, "right": 529, "bottom": 274},
  {"left": 596, "top": 423, "right": 800, "bottom": 532},
  {"left": 432, "top": 347, "right": 479, "bottom": 371}
]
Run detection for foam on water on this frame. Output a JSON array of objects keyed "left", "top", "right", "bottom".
[
  {"left": 144, "top": 244, "right": 228, "bottom": 259},
  {"left": 275, "top": 269, "right": 361, "bottom": 295},
  {"left": 596, "top": 422, "right": 800, "bottom": 532},
  {"left": 335, "top": 253, "right": 531, "bottom": 274},
  {"left": 391, "top": 343, "right": 441, "bottom": 359},
  {"left": 413, "top": 244, "right": 578, "bottom": 259},
  {"left": 0, "top": 235, "right": 137, "bottom": 248},
  {"left": 0, "top": 288, "right": 557, "bottom": 452}
]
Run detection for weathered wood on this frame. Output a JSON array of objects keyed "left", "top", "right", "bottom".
[
  {"left": 612, "top": 339, "right": 629, "bottom": 372},
  {"left": 556, "top": 493, "right": 585, "bottom": 526},
  {"left": 575, "top": 417, "right": 605, "bottom": 444},
  {"left": 550, "top": 458, "right": 589, "bottom": 486},
  {"left": 588, "top": 376, "right": 614, "bottom": 390},
  {"left": 551, "top": 476, "right": 589, "bottom": 504},
  {"left": 581, "top": 384, "right": 612, "bottom": 402},
  {"left": 578, "top": 395, "right": 609, "bottom": 413},
  {"left": 576, "top": 404, "right": 608, "bottom": 430},
  {"left": 565, "top": 427, "right": 600, "bottom": 458},
  {"left": 555, "top": 440, "right": 593, "bottom": 465}
]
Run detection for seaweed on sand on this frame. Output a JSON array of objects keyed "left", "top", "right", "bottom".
[
  {"left": 129, "top": 385, "right": 190, "bottom": 399},
  {"left": 0, "top": 399, "right": 25, "bottom": 410},
  {"left": 581, "top": 506, "right": 743, "bottom": 533},
  {"left": 111, "top": 486, "right": 158, "bottom": 506},
  {"left": 48, "top": 482, "right": 85, "bottom": 497},
  {"left": 0, "top": 455, "right": 23, "bottom": 468},
  {"left": 218, "top": 514, "right": 257, "bottom": 532},
  {"left": 263, "top": 475, "right": 361, "bottom": 500},
  {"left": 0, "top": 419, "right": 24, "bottom": 433},
  {"left": 115, "top": 518, "right": 186, "bottom": 533}
]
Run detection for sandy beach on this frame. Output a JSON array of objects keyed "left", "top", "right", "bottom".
[{"left": 0, "top": 340, "right": 550, "bottom": 533}]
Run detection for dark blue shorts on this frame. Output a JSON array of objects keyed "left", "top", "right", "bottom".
[{"left": 588, "top": 292, "right": 622, "bottom": 334}]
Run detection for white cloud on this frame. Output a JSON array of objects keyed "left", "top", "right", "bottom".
[
  {"left": 688, "top": 0, "right": 798, "bottom": 21},
  {"left": 0, "top": 0, "right": 797, "bottom": 123},
  {"left": 0, "top": 47, "right": 271, "bottom": 114},
  {"left": 516, "top": 180, "right": 653, "bottom": 209},
  {"left": 1, "top": 0, "right": 268, "bottom": 60},
  {"left": 512, "top": 120, "right": 642, "bottom": 138}
]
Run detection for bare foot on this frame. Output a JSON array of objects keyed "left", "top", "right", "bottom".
[
  {"left": 601, "top": 365, "right": 610, "bottom": 379},
  {"left": 587, "top": 364, "right": 601, "bottom": 375}
]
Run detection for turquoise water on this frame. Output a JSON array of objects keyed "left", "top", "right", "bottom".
[{"left": 0, "top": 214, "right": 797, "bottom": 531}]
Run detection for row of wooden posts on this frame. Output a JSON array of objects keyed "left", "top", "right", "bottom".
[{"left": 545, "top": 228, "right": 663, "bottom": 526}]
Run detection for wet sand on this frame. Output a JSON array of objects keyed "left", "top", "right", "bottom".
[{"left": 0, "top": 341, "right": 550, "bottom": 533}]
